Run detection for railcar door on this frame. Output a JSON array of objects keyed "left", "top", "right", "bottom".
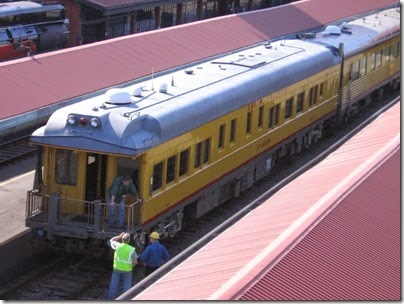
[
  {"left": 117, "top": 157, "right": 140, "bottom": 193},
  {"left": 85, "top": 153, "right": 107, "bottom": 201},
  {"left": 116, "top": 157, "right": 141, "bottom": 227}
]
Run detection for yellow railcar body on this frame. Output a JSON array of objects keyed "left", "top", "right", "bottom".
[{"left": 140, "top": 66, "right": 340, "bottom": 224}]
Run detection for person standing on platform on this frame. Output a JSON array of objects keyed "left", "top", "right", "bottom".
[
  {"left": 108, "top": 232, "right": 138, "bottom": 300},
  {"left": 140, "top": 232, "right": 170, "bottom": 277},
  {"left": 107, "top": 175, "right": 137, "bottom": 228}
]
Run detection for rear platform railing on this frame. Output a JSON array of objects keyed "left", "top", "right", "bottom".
[
  {"left": 26, "top": 191, "right": 143, "bottom": 235},
  {"left": 26, "top": 190, "right": 49, "bottom": 221}
]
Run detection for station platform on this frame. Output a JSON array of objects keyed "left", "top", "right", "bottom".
[{"left": 0, "top": 157, "right": 36, "bottom": 245}]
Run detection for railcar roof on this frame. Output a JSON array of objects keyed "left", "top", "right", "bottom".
[
  {"left": 31, "top": 6, "right": 400, "bottom": 156},
  {"left": 32, "top": 38, "right": 338, "bottom": 155}
]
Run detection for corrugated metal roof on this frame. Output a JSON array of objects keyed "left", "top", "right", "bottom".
[
  {"left": 238, "top": 150, "right": 400, "bottom": 300},
  {"left": 0, "top": 0, "right": 397, "bottom": 122},
  {"left": 133, "top": 102, "right": 400, "bottom": 300}
]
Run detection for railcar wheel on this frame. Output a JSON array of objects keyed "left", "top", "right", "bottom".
[
  {"left": 271, "top": 151, "right": 280, "bottom": 168},
  {"left": 168, "top": 228, "right": 176, "bottom": 238},
  {"left": 303, "top": 132, "right": 311, "bottom": 149},
  {"left": 289, "top": 141, "right": 297, "bottom": 155}
]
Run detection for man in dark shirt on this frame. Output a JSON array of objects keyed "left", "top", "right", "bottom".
[
  {"left": 140, "top": 232, "right": 170, "bottom": 277},
  {"left": 107, "top": 175, "right": 137, "bottom": 228}
]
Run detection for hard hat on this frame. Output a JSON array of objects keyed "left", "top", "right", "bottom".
[{"left": 150, "top": 232, "right": 160, "bottom": 240}]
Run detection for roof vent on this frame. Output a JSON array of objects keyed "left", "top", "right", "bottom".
[
  {"left": 324, "top": 25, "right": 341, "bottom": 35},
  {"left": 133, "top": 87, "right": 143, "bottom": 97},
  {"left": 185, "top": 69, "right": 194, "bottom": 75},
  {"left": 340, "top": 22, "right": 350, "bottom": 29},
  {"left": 159, "top": 83, "right": 168, "bottom": 93},
  {"left": 105, "top": 88, "right": 132, "bottom": 105}
]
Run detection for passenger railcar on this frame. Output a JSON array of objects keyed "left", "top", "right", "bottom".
[{"left": 25, "top": 6, "right": 400, "bottom": 254}]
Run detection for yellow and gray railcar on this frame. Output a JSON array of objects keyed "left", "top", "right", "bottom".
[{"left": 25, "top": 6, "right": 400, "bottom": 253}]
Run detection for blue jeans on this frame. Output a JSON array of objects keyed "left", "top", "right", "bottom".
[
  {"left": 108, "top": 197, "right": 124, "bottom": 227},
  {"left": 108, "top": 269, "right": 132, "bottom": 299}
]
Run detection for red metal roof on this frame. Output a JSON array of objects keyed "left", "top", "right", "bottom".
[
  {"left": 133, "top": 102, "right": 400, "bottom": 300},
  {"left": 0, "top": 0, "right": 397, "bottom": 121},
  {"left": 238, "top": 149, "right": 400, "bottom": 300}
]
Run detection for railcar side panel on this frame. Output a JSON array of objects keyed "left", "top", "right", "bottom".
[{"left": 139, "top": 64, "right": 340, "bottom": 225}]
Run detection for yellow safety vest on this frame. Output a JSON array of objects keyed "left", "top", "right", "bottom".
[{"left": 113, "top": 243, "right": 135, "bottom": 272}]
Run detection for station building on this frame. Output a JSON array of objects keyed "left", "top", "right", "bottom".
[{"left": 50, "top": 0, "right": 298, "bottom": 47}]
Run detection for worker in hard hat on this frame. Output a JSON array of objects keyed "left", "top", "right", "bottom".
[
  {"left": 140, "top": 231, "right": 170, "bottom": 277},
  {"left": 108, "top": 232, "right": 138, "bottom": 300}
]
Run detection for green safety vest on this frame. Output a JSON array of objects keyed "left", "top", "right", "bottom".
[{"left": 113, "top": 243, "right": 135, "bottom": 272}]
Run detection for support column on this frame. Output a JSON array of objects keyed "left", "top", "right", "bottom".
[
  {"left": 176, "top": 3, "right": 183, "bottom": 25},
  {"left": 154, "top": 6, "right": 161, "bottom": 29},
  {"left": 130, "top": 11, "right": 137, "bottom": 34},
  {"left": 247, "top": 0, "right": 253, "bottom": 10},
  {"left": 197, "top": 0, "right": 204, "bottom": 20}
]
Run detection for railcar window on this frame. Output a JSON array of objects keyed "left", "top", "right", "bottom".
[
  {"left": 284, "top": 97, "right": 293, "bottom": 119},
  {"left": 246, "top": 111, "right": 252, "bottom": 134},
  {"left": 55, "top": 150, "right": 78, "bottom": 185},
  {"left": 230, "top": 119, "right": 237, "bottom": 143},
  {"left": 319, "top": 83, "right": 324, "bottom": 98},
  {"left": 179, "top": 149, "right": 189, "bottom": 176},
  {"left": 258, "top": 106, "right": 264, "bottom": 129},
  {"left": 218, "top": 124, "right": 225, "bottom": 149},
  {"left": 1, "top": 10, "right": 64, "bottom": 27},
  {"left": 393, "top": 41, "right": 399, "bottom": 58},
  {"left": 195, "top": 139, "right": 210, "bottom": 168},
  {"left": 152, "top": 161, "right": 163, "bottom": 191},
  {"left": 361, "top": 57, "right": 367, "bottom": 76},
  {"left": 268, "top": 104, "right": 279, "bottom": 128},
  {"left": 308, "top": 87, "right": 314, "bottom": 106},
  {"left": 314, "top": 86, "right": 318, "bottom": 104},
  {"left": 308, "top": 86, "right": 318, "bottom": 106},
  {"left": 194, "top": 142, "right": 202, "bottom": 168},
  {"left": 46, "top": 9, "right": 64, "bottom": 20},
  {"left": 203, "top": 138, "right": 210, "bottom": 164},
  {"left": 296, "top": 93, "right": 304, "bottom": 113},
  {"left": 352, "top": 60, "right": 360, "bottom": 80},
  {"left": 370, "top": 53, "right": 376, "bottom": 70},
  {"left": 385, "top": 45, "right": 391, "bottom": 62},
  {"left": 376, "top": 49, "right": 383, "bottom": 68},
  {"left": 166, "top": 155, "right": 176, "bottom": 183}
]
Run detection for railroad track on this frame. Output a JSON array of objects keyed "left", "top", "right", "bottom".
[
  {"left": 1, "top": 91, "right": 398, "bottom": 300},
  {"left": 0, "top": 253, "right": 112, "bottom": 300},
  {"left": 0, "top": 136, "right": 37, "bottom": 165}
]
